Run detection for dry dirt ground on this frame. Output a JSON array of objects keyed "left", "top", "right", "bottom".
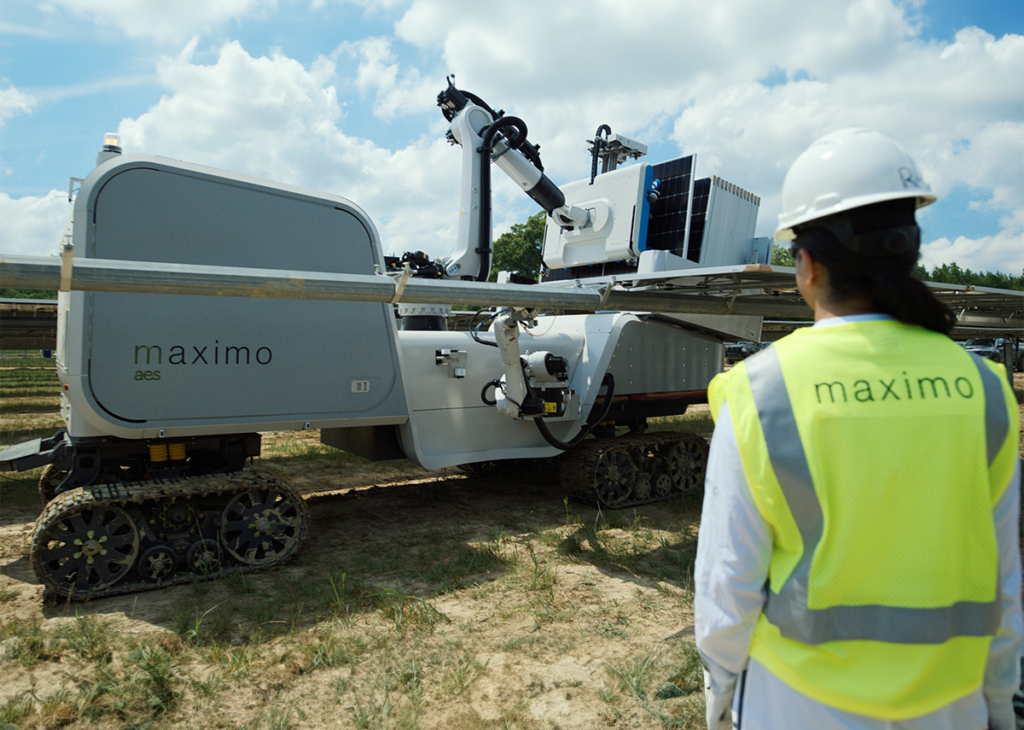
[
  {"left": 0, "top": 423, "right": 712, "bottom": 730},
  {"left": 2, "top": 373, "right": 1023, "bottom": 730}
]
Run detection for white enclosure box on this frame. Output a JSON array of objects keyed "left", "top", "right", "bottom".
[{"left": 542, "top": 163, "right": 652, "bottom": 269}]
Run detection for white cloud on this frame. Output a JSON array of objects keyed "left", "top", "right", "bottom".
[
  {"left": 0, "top": 85, "right": 36, "bottom": 128},
  {"left": 312, "top": 0, "right": 408, "bottom": 11},
  {"left": 334, "top": 37, "right": 438, "bottom": 120},
  {"left": 50, "top": 0, "right": 275, "bottom": 43},
  {"left": 0, "top": 191, "right": 70, "bottom": 257},
  {"left": 921, "top": 230, "right": 1024, "bottom": 276},
  {"left": 117, "top": 39, "right": 461, "bottom": 257}
]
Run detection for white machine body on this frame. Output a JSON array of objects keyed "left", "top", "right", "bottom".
[{"left": 543, "top": 163, "right": 653, "bottom": 269}]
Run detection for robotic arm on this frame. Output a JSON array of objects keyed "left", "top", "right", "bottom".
[{"left": 434, "top": 80, "right": 589, "bottom": 280}]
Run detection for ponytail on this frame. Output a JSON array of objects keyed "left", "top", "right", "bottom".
[{"left": 868, "top": 265, "right": 956, "bottom": 335}]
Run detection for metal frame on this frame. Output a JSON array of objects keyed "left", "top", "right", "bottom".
[{"left": 2, "top": 254, "right": 1021, "bottom": 332}]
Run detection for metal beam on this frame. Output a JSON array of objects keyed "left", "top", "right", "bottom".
[
  {"left": 2, "top": 253, "right": 1021, "bottom": 328},
  {"left": 0, "top": 254, "right": 803, "bottom": 317}
]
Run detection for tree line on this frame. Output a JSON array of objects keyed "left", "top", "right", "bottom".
[{"left": 770, "top": 245, "right": 1023, "bottom": 291}]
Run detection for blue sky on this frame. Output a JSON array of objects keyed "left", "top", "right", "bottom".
[{"left": 1, "top": 0, "right": 1022, "bottom": 275}]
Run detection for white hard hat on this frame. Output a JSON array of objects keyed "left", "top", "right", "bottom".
[{"left": 774, "top": 128, "right": 936, "bottom": 241}]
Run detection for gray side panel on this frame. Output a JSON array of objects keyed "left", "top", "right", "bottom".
[
  {"left": 657, "top": 313, "right": 763, "bottom": 343},
  {"left": 606, "top": 319, "right": 723, "bottom": 394},
  {"left": 79, "top": 160, "right": 406, "bottom": 429}
]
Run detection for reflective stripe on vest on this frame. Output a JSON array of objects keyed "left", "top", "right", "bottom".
[{"left": 745, "top": 346, "right": 1003, "bottom": 646}]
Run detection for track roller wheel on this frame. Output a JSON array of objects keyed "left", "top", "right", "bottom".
[
  {"left": 139, "top": 546, "right": 177, "bottom": 582},
  {"left": 592, "top": 445, "right": 636, "bottom": 508},
  {"left": 32, "top": 492, "right": 140, "bottom": 598},
  {"left": 661, "top": 435, "right": 710, "bottom": 495},
  {"left": 220, "top": 485, "right": 309, "bottom": 567}
]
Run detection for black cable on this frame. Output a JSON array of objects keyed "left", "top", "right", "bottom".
[
  {"left": 470, "top": 308, "right": 503, "bottom": 348},
  {"left": 497, "top": 380, "right": 524, "bottom": 410},
  {"left": 481, "top": 379, "right": 501, "bottom": 406},
  {"left": 590, "top": 124, "right": 612, "bottom": 185},
  {"left": 533, "top": 373, "right": 615, "bottom": 451},
  {"left": 477, "top": 116, "right": 528, "bottom": 282}
]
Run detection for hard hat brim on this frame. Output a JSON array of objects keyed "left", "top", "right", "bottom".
[{"left": 774, "top": 190, "right": 937, "bottom": 241}]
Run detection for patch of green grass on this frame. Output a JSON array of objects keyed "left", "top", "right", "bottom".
[
  {"left": 513, "top": 542, "right": 557, "bottom": 592},
  {"left": 37, "top": 689, "right": 80, "bottom": 727},
  {"left": 498, "top": 634, "right": 544, "bottom": 652},
  {"left": 0, "top": 472, "right": 43, "bottom": 511},
  {"left": 416, "top": 540, "right": 508, "bottom": 592},
  {"left": 350, "top": 680, "right": 421, "bottom": 730},
  {"left": 372, "top": 587, "right": 449, "bottom": 634},
  {"left": 436, "top": 649, "right": 484, "bottom": 698},
  {"left": 604, "top": 645, "right": 708, "bottom": 730},
  {"left": 74, "top": 642, "right": 181, "bottom": 723},
  {"left": 303, "top": 632, "right": 366, "bottom": 671},
  {"left": 0, "top": 693, "right": 34, "bottom": 725},
  {"left": 172, "top": 601, "right": 231, "bottom": 646},
  {"left": 662, "top": 641, "right": 704, "bottom": 696},
  {"left": 59, "top": 613, "right": 114, "bottom": 664},
  {"left": 581, "top": 604, "right": 632, "bottom": 640},
  {"left": 202, "top": 639, "right": 262, "bottom": 679},
  {"left": 0, "top": 619, "right": 57, "bottom": 666},
  {"left": 608, "top": 653, "right": 660, "bottom": 699},
  {"left": 320, "top": 570, "right": 375, "bottom": 619}
]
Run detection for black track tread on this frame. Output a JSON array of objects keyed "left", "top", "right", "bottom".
[
  {"left": 560, "top": 432, "right": 710, "bottom": 509},
  {"left": 31, "top": 471, "right": 310, "bottom": 600},
  {"left": 38, "top": 464, "right": 65, "bottom": 506}
]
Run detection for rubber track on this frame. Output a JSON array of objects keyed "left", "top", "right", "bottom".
[
  {"left": 560, "top": 432, "right": 710, "bottom": 508},
  {"left": 31, "top": 470, "right": 310, "bottom": 600}
]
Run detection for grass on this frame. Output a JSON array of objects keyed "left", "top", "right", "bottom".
[{"left": 0, "top": 354, "right": 62, "bottom": 449}]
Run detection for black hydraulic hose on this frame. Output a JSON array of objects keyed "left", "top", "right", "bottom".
[
  {"left": 534, "top": 373, "right": 615, "bottom": 451},
  {"left": 477, "top": 116, "right": 528, "bottom": 282},
  {"left": 590, "top": 124, "right": 612, "bottom": 184},
  {"left": 481, "top": 379, "right": 501, "bottom": 406},
  {"left": 469, "top": 308, "right": 501, "bottom": 348}
]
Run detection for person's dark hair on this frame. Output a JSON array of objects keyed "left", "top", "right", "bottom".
[{"left": 792, "top": 199, "right": 955, "bottom": 335}]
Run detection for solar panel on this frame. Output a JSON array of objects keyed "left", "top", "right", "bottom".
[
  {"left": 687, "top": 177, "right": 712, "bottom": 263},
  {"left": 645, "top": 155, "right": 695, "bottom": 258}
]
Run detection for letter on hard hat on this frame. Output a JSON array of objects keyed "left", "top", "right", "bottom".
[{"left": 775, "top": 128, "right": 936, "bottom": 241}]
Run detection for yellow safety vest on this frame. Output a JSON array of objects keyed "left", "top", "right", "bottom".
[{"left": 708, "top": 319, "right": 1019, "bottom": 720}]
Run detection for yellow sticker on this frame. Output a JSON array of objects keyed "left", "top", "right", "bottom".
[{"left": 544, "top": 402, "right": 557, "bottom": 413}]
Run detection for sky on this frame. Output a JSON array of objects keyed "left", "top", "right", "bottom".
[{"left": 1, "top": 0, "right": 1022, "bottom": 276}]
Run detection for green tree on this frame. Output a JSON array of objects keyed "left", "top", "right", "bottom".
[
  {"left": 915, "top": 262, "right": 1023, "bottom": 291},
  {"left": 770, "top": 243, "right": 795, "bottom": 267},
  {"left": 488, "top": 211, "right": 546, "bottom": 282},
  {"left": 1, "top": 288, "right": 58, "bottom": 299}
]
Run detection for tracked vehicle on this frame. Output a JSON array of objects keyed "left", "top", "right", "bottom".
[{"left": 3, "top": 82, "right": 778, "bottom": 598}]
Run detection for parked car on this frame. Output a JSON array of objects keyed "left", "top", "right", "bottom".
[
  {"left": 962, "top": 338, "right": 1023, "bottom": 370},
  {"left": 963, "top": 338, "right": 1001, "bottom": 361}
]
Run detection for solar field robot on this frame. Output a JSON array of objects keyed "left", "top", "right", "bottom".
[{"left": 2, "top": 81, "right": 774, "bottom": 598}]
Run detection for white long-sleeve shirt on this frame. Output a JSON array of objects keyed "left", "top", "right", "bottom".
[{"left": 695, "top": 315, "right": 1023, "bottom": 730}]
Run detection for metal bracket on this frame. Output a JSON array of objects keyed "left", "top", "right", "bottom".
[
  {"left": 599, "top": 276, "right": 617, "bottom": 307},
  {"left": 59, "top": 243, "right": 74, "bottom": 293},
  {"left": 391, "top": 262, "right": 412, "bottom": 304}
]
